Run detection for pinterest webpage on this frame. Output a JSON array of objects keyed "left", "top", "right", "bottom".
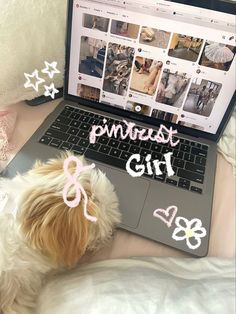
[{"left": 68, "top": 0, "right": 236, "bottom": 135}]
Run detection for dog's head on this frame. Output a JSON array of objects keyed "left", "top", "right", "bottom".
[{"left": 11, "top": 153, "right": 121, "bottom": 267}]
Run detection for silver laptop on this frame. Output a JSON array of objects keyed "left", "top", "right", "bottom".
[{"left": 3, "top": 0, "right": 236, "bottom": 256}]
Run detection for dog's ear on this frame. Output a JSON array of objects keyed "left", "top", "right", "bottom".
[{"left": 17, "top": 187, "right": 97, "bottom": 268}]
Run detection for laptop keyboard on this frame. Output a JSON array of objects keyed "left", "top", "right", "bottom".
[{"left": 39, "top": 105, "right": 208, "bottom": 194}]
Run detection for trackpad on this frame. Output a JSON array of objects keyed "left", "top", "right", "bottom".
[{"left": 96, "top": 164, "right": 150, "bottom": 229}]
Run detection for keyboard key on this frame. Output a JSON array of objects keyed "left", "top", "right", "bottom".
[
  {"left": 110, "top": 148, "right": 122, "bottom": 158},
  {"left": 39, "top": 136, "right": 52, "bottom": 145},
  {"left": 140, "top": 149, "right": 151, "bottom": 157},
  {"left": 132, "top": 139, "right": 141, "bottom": 146},
  {"left": 166, "top": 178, "right": 177, "bottom": 186},
  {"left": 80, "top": 123, "right": 91, "bottom": 131},
  {"left": 152, "top": 152, "right": 162, "bottom": 160},
  {"left": 184, "top": 153, "right": 194, "bottom": 163},
  {"left": 185, "top": 162, "right": 205, "bottom": 175},
  {"left": 173, "top": 158, "right": 184, "bottom": 168},
  {"left": 72, "top": 145, "right": 86, "bottom": 155},
  {"left": 45, "top": 129, "right": 69, "bottom": 141},
  {"left": 120, "top": 151, "right": 132, "bottom": 160},
  {"left": 191, "top": 186, "right": 203, "bottom": 194},
  {"left": 78, "top": 130, "right": 89, "bottom": 139},
  {"left": 70, "top": 120, "right": 80, "bottom": 128},
  {"left": 51, "top": 123, "right": 69, "bottom": 133},
  {"left": 56, "top": 116, "right": 71, "bottom": 125},
  {"left": 89, "top": 118, "right": 99, "bottom": 125},
  {"left": 60, "top": 142, "right": 73, "bottom": 150},
  {"left": 60, "top": 109, "right": 72, "bottom": 117},
  {"left": 109, "top": 139, "right": 120, "bottom": 148},
  {"left": 191, "top": 147, "right": 208, "bottom": 158},
  {"left": 98, "top": 136, "right": 109, "bottom": 145},
  {"left": 184, "top": 140, "right": 190, "bottom": 145},
  {"left": 180, "top": 144, "right": 190, "bottom": 153},
  {"left": 49, "top": 139, "right": 62, "bottom": 148},
  {"left": 89, "top": 143, "right": 100, "bottom": 151},
  {"left": 65, "top": 105, "right": 74, "bottom": 111},
  {"left": 79, "top": 115, "right": 90, "bottom": 123},
  {"left": 144, "top": 171, "right": 154, "bottom": 179},
  {"left": 177, "top": 169, "right": 204, "bottom": 184},
  {"left": 119, "top": 142, "right": 129, "bottom": 151},
  {"left": 129, "top": 145, "right": 140, "bottom": 154},
  {"left": 78, "top": 139, "right": 89, "bottom": 147},
  {"left": 140, "top": 141, "right": 151, "bottom": 149},
  {"left": 68, "top": 135, "right": 79, "bottom": 145},
  {"left": 68, "top": 127, "right": 79, "bottom": 135},
  {"left": 202, "top": 145, "right": 208, "bottom": 151},
  {"left": 178, "top": 178, "right": 190, "bottom": 190},
  {"left": 195, "top": 156, "right": 206, "bottom": 166},
  {"left": 80, "top": 110, "right": 89, "bottom": 116},
  {"left": 151, "top": 144, "right": 162, "bottom": 152},
  {"left": 162, "top": 147, "right": 173, "bottom": 154},
  {"left": 99, "top": 145, "right": 111, "bottom": 154},
  {"left": 154, "top": 173, "right": 166, "bottom": 182},
  {"left": 70, "top": 112, "right": 80, "bottom": 120},
  {"left": 173, "top": 150, "right": 183, "bottom": 159}
]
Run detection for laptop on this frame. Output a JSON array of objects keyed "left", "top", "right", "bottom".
[{"left": 2, "top": 0, "right": 236, "bottom": 256}]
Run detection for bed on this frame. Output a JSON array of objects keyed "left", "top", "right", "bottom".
[
  {"left": 36, "top": 257, "right": 235, "bottom": 314},
  {"left": 0, "top": 1, "right": 235, "bottom": 312}
]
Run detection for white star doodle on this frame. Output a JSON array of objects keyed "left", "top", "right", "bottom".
[
  {"left": 24, "top": 70, "right": 45, "bottom": 92},
  {"left": 44, "top": 83, "right": 59, "bottom": 99},
  {"left": 41, "top": 61, "right": 60, "bottom": 79}
]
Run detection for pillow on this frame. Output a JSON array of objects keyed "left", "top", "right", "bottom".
[{"left": 0, "top": 0, "right": 67, "bottom": 107}]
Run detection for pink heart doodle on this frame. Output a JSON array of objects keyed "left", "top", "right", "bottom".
[{"left": 153, "top": 206, "right": 178, "bottom": 228}]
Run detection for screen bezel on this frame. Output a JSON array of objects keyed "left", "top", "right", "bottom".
[{"left": 64, "top": 0, "right": 236, "bottom": 142}]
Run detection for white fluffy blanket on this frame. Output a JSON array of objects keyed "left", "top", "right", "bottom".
[
  {"left": 37, "top": 257, "right": 235, "bottom": 314},
  {"left": 0, "top": 0, "right": 66, "bottom": 106}
]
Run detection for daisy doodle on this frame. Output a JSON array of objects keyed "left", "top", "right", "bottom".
[{"left": 172, "top": 216, "right": 207, "bottom": 250}]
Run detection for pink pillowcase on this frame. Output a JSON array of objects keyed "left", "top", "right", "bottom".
[{"left": 0, "top": 110, "right": 17, "bottom": 160}]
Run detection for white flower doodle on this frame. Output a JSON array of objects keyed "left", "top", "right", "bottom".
[{"left": 172, "top": 216, "right": 207, "bottom": 250}]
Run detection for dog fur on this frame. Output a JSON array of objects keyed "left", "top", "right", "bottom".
[{"left": 0, "top": 153, "right": 121, "bottom": 313}]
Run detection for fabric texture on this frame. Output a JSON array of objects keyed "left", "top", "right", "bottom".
[
  {"left": 37, "top": 257, "right": 235, "bottom": 314},
  {"left": 0, "top": 109, "right": 17, "bottom": 160},
  {"left": 218, "top": 109, "right": 236, "bottom": 173},
  {"left": 0, "top": 0, "right": 67, "bottom": 107}
]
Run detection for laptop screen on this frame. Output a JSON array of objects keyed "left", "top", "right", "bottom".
[{"left": 67, "top": 0, "right": 236, "bottom": 135}]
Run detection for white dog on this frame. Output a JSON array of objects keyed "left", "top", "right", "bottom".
[{"left": 0, "top": 153, "right": 121, "bottom": 314}]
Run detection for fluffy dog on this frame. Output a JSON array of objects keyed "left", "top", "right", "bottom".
[{"left": 0, "top": 153, "right": 121, "bottom": 314}]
